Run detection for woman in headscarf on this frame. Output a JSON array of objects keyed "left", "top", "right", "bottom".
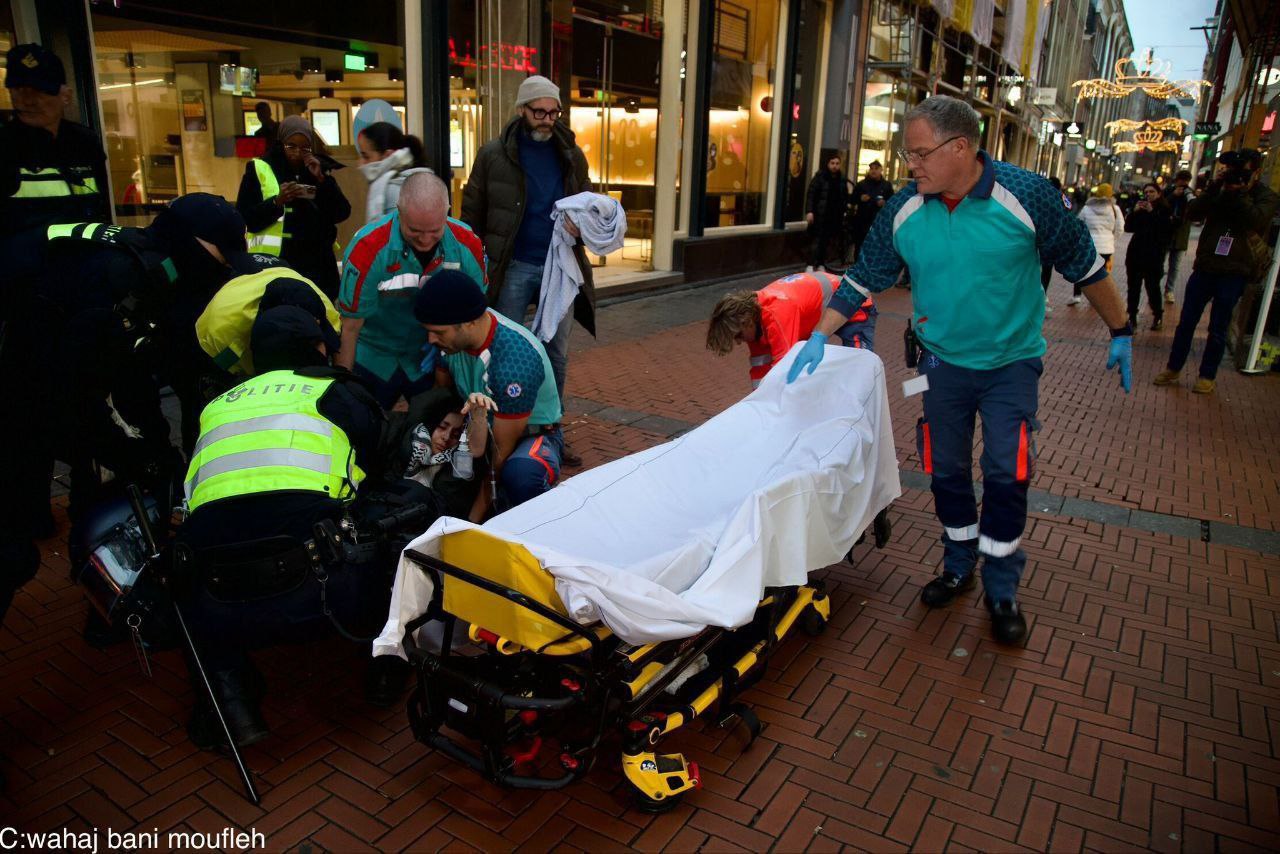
[{"left": 236, "top": 115, "right": 351, "bottom": 298}]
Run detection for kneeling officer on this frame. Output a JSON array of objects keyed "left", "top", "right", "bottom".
[{"left": 177, "top": 304, "right": 393, "bottom": 748}]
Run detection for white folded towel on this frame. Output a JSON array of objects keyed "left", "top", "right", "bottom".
[{"left": 532, "top": 192, "right": 627, "bottom": 341}]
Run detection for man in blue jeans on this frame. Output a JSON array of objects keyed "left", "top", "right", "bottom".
[
  {"left": 1154, "top": 150, "right": 1278, "bottom": 395},
  {"left": 415, "top": 271, "right": 563, "bottom": 515},
  {"left": 462, "top": 75, "right": 595, "bottom": 466},
  {"left": 786, "top": 96, "right": 1133, "bottom": 645}
]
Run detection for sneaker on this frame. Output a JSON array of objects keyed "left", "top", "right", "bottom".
[
  {"left": 1164, "top": 290, "right": 1175, "bottom": 304},
  {"left": 1192, "top": 378, "right": 1216, "bottom": 395},
  {"left": 987, "top": 599, "right": 1028, "bottom": 645},
  {"left": 561, "top": 444, "right": 583, "bottom": 468},
  {"left": 1152, "top": 369, "right": 1181, "bottom": 386},
  {"left": 1152, "top": 317, "right": 1163, "bottom": 331},
  {"left": 920, "top": 572, "right": 976, "bottom": 608},
  {"left": 1066, "top": 296, "right": 1083, "bottom": 306}
]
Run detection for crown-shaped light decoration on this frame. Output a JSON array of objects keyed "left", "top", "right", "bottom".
[
  {"left": 1105, "top": 117, "right": 1187, "bottom": 136},
  {"left": 1133, "top": 128, "right": 1164, "bottom": 145},
  {"left": 1073, "top": 54, "right": 1211, "bottom": 102}
]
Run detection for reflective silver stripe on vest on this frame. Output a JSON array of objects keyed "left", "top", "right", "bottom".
[
  {"left": 248, "top": 234, "right": 284, "bottom": 248},
  {"left": 191, "top": 413, "right": 333, "bottom": 460},
  {"left": 185, "top": 448, "right": 333, "bottom": 499},
  {"left": 749, "top": 355, "right": 772, "bottom": 367},
  {"left": 819, "top": 273, "right": 838, "bottom": 310}
]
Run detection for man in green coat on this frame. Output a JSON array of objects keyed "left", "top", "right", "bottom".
[{"left": 461, "top": 76, "right": 595, "bottom": 466}]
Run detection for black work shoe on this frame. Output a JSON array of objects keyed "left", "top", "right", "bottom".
[
  {"left": 987, "top": 599, "right": 1028, "bottom": 646},
  {"left": 920, "top": 572, "right": 975, "bottom": 607},
  {"left": 364, "top": 655, "right": 411, "bottom": 708},
  {"left": 1152, "top": 317, "right": 1163, "bottom": 331},
  {"left": 561, "top": 444, "right": 583, "bottom": 468},
  {"left": 872, "top": 508, "right": 893, "bottom": 548}
]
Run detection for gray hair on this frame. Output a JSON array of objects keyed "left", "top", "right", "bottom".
[
  {"left": 398, "top": 172, "right": 449, "bottom": 214},
  {"left": 905, "top": 95, "right": 981, "bottom": 147}
]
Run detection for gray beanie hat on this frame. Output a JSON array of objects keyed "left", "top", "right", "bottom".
[{"left": 514, "top": 75, "right": 562, "bottom": 109}]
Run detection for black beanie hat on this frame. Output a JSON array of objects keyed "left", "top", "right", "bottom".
[{"left": 413, "top": 270, "right": 489, "bottom": 325}]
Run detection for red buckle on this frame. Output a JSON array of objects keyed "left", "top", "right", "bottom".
[
  {"left": 688, "top": 761, "right": 702, "bottom": 789},
  {"left": 504, "top": 736, "right": 542, "bottom": 766},
  {"left": 560, "top": 677, "right": 581, "bottom": 692},
  {"left": 626, "top": 720, "right": 648, "bottom": 732},
  {"left": 519, "top": 710, "right": 538, "bottom": 726},
  {"left": 560, "top": 753, "right": 580, "bottom": 770}
]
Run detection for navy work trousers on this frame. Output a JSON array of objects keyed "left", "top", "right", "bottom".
[{"left": 916, "top": 353, "right": 1042, "bottom": 603}]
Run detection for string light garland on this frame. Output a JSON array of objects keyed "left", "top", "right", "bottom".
[
  {"left": 1073, "top": 55, "right": 1211, "bottom": 103},
  {"left": 1104, "top": 117, "right": 1188, "bottom": 136}
]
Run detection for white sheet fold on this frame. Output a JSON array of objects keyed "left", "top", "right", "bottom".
[{"left": 375, "top": 345, "right": 900, "bottom": 655}]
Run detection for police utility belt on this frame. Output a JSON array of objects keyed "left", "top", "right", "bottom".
[{"left": 179, "top": 519, "right": 351, "bottom": 604}]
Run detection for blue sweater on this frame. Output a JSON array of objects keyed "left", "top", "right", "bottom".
[{"left": 513, "top": 131, "right": 565, "bottom": 265}]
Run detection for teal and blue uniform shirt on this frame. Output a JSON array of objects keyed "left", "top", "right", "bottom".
[
  {"left": 443, "top": 310, "right": 563, "bottom": 427},
  {"left": 831, "top": 151, "right": 1107, "bottom": 371}
]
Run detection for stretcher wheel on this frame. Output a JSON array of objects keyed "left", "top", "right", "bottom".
[
  {"left": 800, "top": 607, "right": 827, "bottom": 637},
  {"left": 634, "top": 790, "right": 684, "bottom": 814},
  {"left": 718, "top": 702, "right": 761, "bottom": 744}
]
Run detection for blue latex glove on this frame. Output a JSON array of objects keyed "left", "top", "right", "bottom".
[
  {"left": 786, "top": 332, "right": 829, "bottom": 384},
  {"left": 1106, "top": 336, "right": 1132, "bottom": 393}
]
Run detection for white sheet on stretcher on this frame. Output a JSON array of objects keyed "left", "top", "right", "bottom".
[{"left": 374, "top": 345, "right": 901, "bottom": 654}]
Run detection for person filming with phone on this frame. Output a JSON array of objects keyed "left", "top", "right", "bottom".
[{"left": 237, "top": 115, "right": 351, "bottom": 299}]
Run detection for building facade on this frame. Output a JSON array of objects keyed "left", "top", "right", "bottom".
[{"left": 3, "top": 0, "right": 1137, "bottom": 285}]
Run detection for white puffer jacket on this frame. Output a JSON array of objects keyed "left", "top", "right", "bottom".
[
  {"left": 1080, "top": 197, "right": 1125, "bottom": 255},
  {"left": 358, "top": 148, "right": 434, "bottom": 225}
]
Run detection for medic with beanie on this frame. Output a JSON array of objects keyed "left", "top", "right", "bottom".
[{"left": 414, "top": 271, "right": 563, "bottom": 516}]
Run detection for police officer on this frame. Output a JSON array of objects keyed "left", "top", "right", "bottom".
[
  {"left": 0, "top": 43, "right": 110, "bottom": 625},
  {"left": 178, "top": 305, "right": 411, "bottom": 747},
  {"left": 46, "top": 194, "right": 267, "bottom": 454}
]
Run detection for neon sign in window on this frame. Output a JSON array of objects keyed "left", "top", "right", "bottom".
[{"left": 449, "top": 40, "right": 538, "bottom": 74}]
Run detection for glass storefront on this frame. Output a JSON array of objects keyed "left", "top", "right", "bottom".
[
  {"left": 0, "top": 5, "right": 15, "bottom": 115},
  {"left": 89, "top": 0, "right": 407, "bottom": 243},
  {"left": 703, "top": 0, "right": 780, "bottom": 227},
  {"left": 12, "top": 0, "right": 834, "bottom": 281}
]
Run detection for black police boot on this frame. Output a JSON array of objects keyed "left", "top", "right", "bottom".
[
  {"left": 920, "top": 571, "right": 976, "bottom": 607},
  {"left": 364, "top": 655, "right": 411, "bottom": 708},
  {"left": 987, "top": 598, "right": 1028, "bottom": 646},
  {"left": 187, "top": 668, "right": 269, "bottom": 750}
]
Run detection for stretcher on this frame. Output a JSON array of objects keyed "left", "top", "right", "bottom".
[{"left": 377, "top": 346, "right": 900, "bottom": 807}]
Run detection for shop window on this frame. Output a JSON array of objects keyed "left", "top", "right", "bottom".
[
  {"left": 705, "top": 0, "right": 781, "bottom": 228},
  {"left": 89, "top": 0, "right": 407, "bottom": 243},
  {"left": 0, "top": 7, "right": 16, "bottom": 116},
  {"left": 857, "top": 73, "right": 911, "bottom": 186},
  {"left": 782, "top": 0, "right": 827, "bottom": 222}
]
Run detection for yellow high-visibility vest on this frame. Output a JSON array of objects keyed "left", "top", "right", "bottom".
[{"left": 184, "top": 370, "right": 363, "bottom": 511}]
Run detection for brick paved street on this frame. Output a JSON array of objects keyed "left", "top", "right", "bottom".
[{"left": 3, "top": 232, "right": 1279, "bottom": 852}]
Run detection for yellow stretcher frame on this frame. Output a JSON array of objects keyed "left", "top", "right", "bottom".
[{"left": 402, "top": 528, "right": 832, "bottom": 808}]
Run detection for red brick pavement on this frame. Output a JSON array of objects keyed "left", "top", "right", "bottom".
[{"left": 3, "top": 263, "right": 1279, "bottom": 852}]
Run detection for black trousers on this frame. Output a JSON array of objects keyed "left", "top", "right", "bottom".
[
  {"left": 809, "top": 225, "right": 843, "bottom": 268},
  {"left": 1126, "top": 261, "right": 1164, "bottom": 321}
]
